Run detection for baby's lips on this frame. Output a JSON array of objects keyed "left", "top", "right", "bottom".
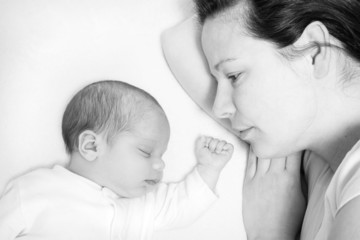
[
  {"left": 145, "top": 173, "right": 163, "bottom": 185},
  {"left": 144, "top": 178, "right": 161, "bottom": 185}
]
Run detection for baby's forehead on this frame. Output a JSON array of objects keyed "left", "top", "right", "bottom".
[
  {"left": 132, "top": 134, "right": 157, "bottom": 146},
  {"left": 137, "top": 103, "right": 168, "bottom": 120},
  {"left": 113, "top": 89, "right": 169, "bottom": 131},
  {"left": 125, "top": 120, "right": 170, "bottom": 147},
  {"left": 132, "top": 108, "right": 170, "bottom": 132}
]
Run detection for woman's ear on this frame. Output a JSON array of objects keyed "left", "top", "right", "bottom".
[
  {"left": 294, "top": 21, "right": 331, "bottom": 79},
  {"left": 78, "top": 130, "right": 103, "bottom": 162}
]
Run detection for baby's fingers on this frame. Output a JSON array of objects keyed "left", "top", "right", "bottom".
[
  {"left": 215, "top": 140, "right": 226, "bottom": 153},
  {"left": 221, "top": 142, "right": 234, "bottom": 155},
  {"left": 208, "top": 138, "right": 220, "bottom": 151},
  {"left": 197, "top": 136, "right": 233, "bottom": 155},
  {"left": 211, "top": 138, "right": 234, "bottom": 155},
  {"left": 195, "top": 136, "right": 212, "bottom": 150}
]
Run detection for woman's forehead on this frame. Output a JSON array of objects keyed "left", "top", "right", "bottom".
[
  {"left": 201, "top": 19, "right": 237, "bottom": 58},
  {"left": 201, "top": 20, "right": 282, "bottom": 76},
  {"left": 202, "top": 16, "right": 242, "bottom": 39},
  {"left": 201, "top": 19, "right": 254, "bottom": 67}
]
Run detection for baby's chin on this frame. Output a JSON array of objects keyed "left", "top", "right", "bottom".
[
  {"left": 116, "top": 184, "right": 159, "bottom": 199},
  {"left": 142, "top": 180, "right": 160, "bottom": 194}
]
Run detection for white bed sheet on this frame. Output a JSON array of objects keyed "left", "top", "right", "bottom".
[{"left": 0, "top": 0, "right": 246, "bottom": 239}]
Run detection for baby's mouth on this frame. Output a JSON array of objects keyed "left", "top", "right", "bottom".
[{"left": 144, "top": 179, "right": 160, "bottom": 185}]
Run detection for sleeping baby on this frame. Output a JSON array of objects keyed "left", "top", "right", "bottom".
[{"left": 0, "top": 80, "right": 233, "bottom": 240}]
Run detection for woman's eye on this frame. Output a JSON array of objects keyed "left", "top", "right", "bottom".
[
  {"left": 139, "top": 149, "right": 151, "bottom": 158},
  {"left": 227, "top": 73, "right": 241, "bottom": 84}
]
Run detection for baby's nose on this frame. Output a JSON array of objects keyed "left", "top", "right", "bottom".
[{"left": 152, "top": 159, "right": 165, "bottom": 171}]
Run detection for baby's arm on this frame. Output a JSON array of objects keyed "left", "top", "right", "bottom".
[
  {"left": 152, "top": 136, "right": 233, "bottom": 230},
  {"left": 195, "top": 136, "right": 234, "bottom": 191}
]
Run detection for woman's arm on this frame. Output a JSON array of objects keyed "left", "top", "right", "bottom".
[
  {"left": 243, "top": 150, "right": 306, "bottom": 240},
  {"left": 161, "top": 16, "right": 239, "bottom": 137}
]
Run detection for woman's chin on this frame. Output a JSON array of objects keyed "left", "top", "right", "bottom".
[{"left": 250, "top": 143, "right": 282, "bottom": 159}]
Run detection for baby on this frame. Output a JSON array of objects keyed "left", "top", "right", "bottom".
[{"left": 0, "top": 80, "right": 233, "bottom": 240}]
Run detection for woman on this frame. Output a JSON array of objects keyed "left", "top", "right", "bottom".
[{"left": 162, "top": 0, "right": 360, "bottom": 239}]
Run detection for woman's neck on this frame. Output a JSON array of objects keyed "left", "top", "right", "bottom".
[
  {"left": 309, "top": 81, "right": 360, "bottom": 171},
  {"left": 312, "top": 127, "right": 360, "bottom": 171}
]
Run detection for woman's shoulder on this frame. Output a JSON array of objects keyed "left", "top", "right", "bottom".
[
  {"left": 333, "top": 140, "right": 360, "bottom": 183},
  {"left": 327, "top": 140, "right": 360, "bottom": 211}
]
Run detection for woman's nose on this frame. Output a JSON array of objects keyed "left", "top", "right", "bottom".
[
  {"left": 152, "top": 158, "right": 165, "bottom": 171},
  {"left": 212, "top": 83, "right": 235, "bottom": 119}
]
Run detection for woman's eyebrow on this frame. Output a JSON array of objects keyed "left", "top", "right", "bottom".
[{"left": 214, "top": 58, "right": 237, "bottom": 71}]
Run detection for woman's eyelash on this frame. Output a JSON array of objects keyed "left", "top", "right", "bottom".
[{"left": 227, "top": 73, "right": 241, "bottom": 83}]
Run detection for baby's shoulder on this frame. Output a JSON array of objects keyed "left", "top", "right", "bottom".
[
  {"left": 17, "top": 166, "right": 58, "bottom": 183},
  {"left": 8, "top": 166, "right": 65, "bottom": 195}
]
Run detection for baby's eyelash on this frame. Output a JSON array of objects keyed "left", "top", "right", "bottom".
[{"left": 139, "top": 149, "right": 151, "bottom": 157}]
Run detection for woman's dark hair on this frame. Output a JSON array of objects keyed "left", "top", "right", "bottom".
[{"left": 195, "top": 0, "right": 360, "bottom": 62}]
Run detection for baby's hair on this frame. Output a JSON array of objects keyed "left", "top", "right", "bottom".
[{"left": 62, "top": 80, "right": 163, "bottom": 154}]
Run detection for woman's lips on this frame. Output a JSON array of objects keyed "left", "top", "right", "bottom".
[{"left": 238, "top": 127, "right": 254, "bottom": 140}]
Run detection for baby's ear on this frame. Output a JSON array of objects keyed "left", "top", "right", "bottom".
[{"left": 78, "top": 130, "right": 103, "bottom": 162}]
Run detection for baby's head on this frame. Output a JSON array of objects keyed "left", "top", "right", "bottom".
[{"left": 62, "top": 80, "right": 170, "bottom": 198}]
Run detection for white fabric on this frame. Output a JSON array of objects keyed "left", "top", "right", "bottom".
[
  {"left": 316, "top": 140, "right": 360, "bottom": 240},
  {"left": 0, "top": 1, "right": 247, "bottom": 239},
  {"left": 0, "top": 165, "right": 217, "bottom": 240},
  {"left": 300, "top": 140, "right": 360, "bottom": 240}
]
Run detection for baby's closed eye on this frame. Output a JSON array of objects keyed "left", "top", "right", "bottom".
[{"left": 138, "top": 148, "right": 151, "bottom": 158}]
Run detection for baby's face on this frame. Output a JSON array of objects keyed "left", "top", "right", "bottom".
[{"left": 98, "top": 110, "right": 170, "bottom": 198}]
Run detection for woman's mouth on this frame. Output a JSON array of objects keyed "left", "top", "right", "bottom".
[{"left": 238, "top": 127, "right": 254, "bottom": 140}]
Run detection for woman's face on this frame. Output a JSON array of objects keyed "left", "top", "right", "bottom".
[{"left": 201, "top": 18, "right": 318, "bottom": 158}]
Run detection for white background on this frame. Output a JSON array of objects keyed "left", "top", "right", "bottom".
[{"left": 0, "top": 0, "right": 247, "bottom": 239}]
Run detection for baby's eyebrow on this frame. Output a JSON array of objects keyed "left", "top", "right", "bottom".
[
  {"left": 136, "top": 137, "right": 156, "bottom": 147},
  {"left": 138, "top": 143, "right": 153, "bottom": 150}
]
